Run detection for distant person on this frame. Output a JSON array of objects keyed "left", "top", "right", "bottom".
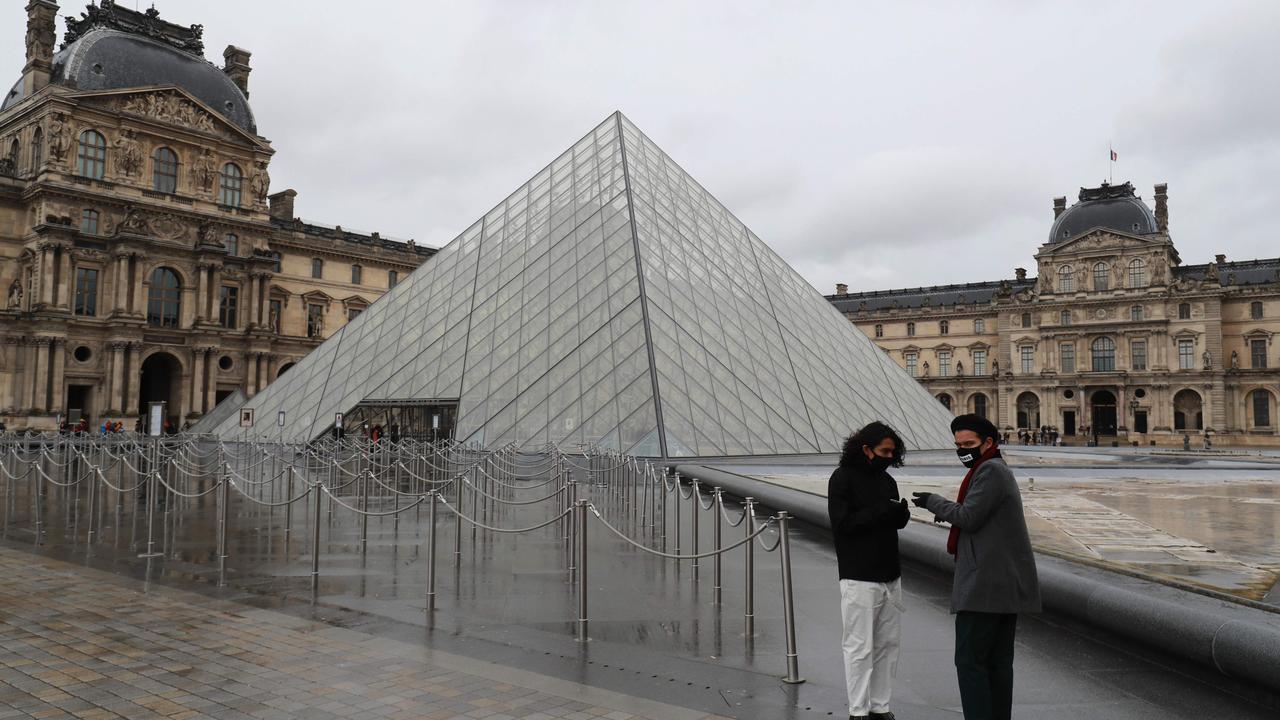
[
  {"left": 828, "top": 421, "right": 911, "bottom": 720},
  {"left": 912, "top": 415, "right": 1041, "bottom": 720}
]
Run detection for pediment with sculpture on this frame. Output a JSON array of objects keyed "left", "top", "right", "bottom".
[{"left": 72, "top": 87, "right": 267, "bottom": 147}]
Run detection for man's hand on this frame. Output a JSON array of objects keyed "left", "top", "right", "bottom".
[{"left": 910, "top": 491, "right": 934, "bottom": 508}]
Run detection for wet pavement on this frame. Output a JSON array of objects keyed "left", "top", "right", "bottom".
[
  {"left": 707, "top": 446, "right": 1280, "bottom": 603},
  {"left": 1, "top": 443, "right": 1278, "bottom": 718}
]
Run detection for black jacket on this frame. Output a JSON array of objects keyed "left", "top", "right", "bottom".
[{"left": 827, "top": 460, "right": 910, "bottom": 582}]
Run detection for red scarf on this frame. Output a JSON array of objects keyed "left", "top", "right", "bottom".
[{"left": 947, "top": 444, "right": 1001, "bottom": 555}]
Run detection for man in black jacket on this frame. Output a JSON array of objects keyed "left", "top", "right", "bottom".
[{"left": 828, "top": 421, "right": 911, "bottom": 720}]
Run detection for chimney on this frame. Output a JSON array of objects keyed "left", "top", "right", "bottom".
[
  {"left": 1215, "top": 254, "right": 1226, "bottom": 265},
  {"left": 835, "top": 283, "right": 848, "bottom": 295},
  {"left": 22, "top": 1, "right": 58, "bottom": 98},
  {"left": 223, "top": 45, "right": 253, "bottom": 98},
  {"left": 1153, "top": 183, "right": 1168, "bottom": 233},
  {"left": 1052, "top": 196, "right": 1066, "bottom": 219},
  {"left": 1015, "top": 267, "right": 1027, "bottom": 281},
  {"left": 268, "top": 189, "right": 297, "bottom": 221}
]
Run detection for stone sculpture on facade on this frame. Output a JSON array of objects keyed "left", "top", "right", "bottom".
[
  {"left": 112, "top": 129, "right": 143, "bottom": 176},
  {"left": 6, "top": 281, "right": 21, "bottom": 309},
  {"left": 250, "top": 161, "right": 270, "bottom": 204},
  {"left": 189, "top": 149, "right": 216, "bottom": 192}
]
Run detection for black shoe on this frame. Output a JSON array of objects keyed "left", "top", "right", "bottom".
[{"left": 869, "top": 713, "right": 896, "bottom": 720}]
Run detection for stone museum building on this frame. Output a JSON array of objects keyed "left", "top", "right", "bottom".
[
  {"left": 829, "top": 182, "right": 1280, "bottom": 446},
  {"left": 0, "top": 1, "right": 434, "bottom": 431}
]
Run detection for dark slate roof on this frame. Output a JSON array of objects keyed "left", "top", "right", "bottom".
[
  {"left": 1174, "top": 257, "right": 1280, "bottom": 287},
  {"left": 4, "top": 28, "right": 256, "bottom": 134},
  {"left": 826, "top": 278, "right": 1036, "bottom": 312},
  {"left": 270, "top": 216, "right": 437, "bottom": 258},
  {"left": 1049, "top": 182, "right": 1158, "bottom": 244}
]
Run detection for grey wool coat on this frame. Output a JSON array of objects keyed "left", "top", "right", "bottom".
[{"left": 925, "top": 457, "right": 1042, "bottom": 615}]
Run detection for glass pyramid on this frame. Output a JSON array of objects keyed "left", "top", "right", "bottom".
[{"left": 212, "top": 113, "right": 954, "bottom": 456}]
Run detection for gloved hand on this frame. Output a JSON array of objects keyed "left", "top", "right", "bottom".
[
  {"left": 896, "top": 498, "right": 909, "bottom": 512},
  {"left": 910, "top": 491, "right": 934, "bottom": 508}
]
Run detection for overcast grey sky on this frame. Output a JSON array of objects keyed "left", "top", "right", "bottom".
[{"left": 5, "top": 1, "right": 1277, "bottom": 294}]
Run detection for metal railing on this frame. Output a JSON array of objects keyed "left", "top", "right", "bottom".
[{"left": 0, "top": 435, "right": 805, "bottom": 684}]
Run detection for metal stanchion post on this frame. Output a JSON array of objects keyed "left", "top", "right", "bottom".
[
  {"left": 426, "top": 490, "right": 437, "bottom": 612},
  {"left": 777, "top": 511, "right": 805, "bottom": 684},
  {"left": 673, "top": 473, "right": 682, "bottom": 557},
  {"left": 218, "top": 465, "right": 230, "bottom": 587},
  {"left": 284, "top": 466, "right": 294, "bottom": 537},
  {"left": 139, "top": 439, "right": 161, "bottom": 558},
  {"left": 453, "top": 470, "right": 463, "bottom": 560},
  {"left": 712, "top": 487, "right": 723, "bottom": 604},
  {"left": 576, "top": 498, "right": 588, "bottom": 642},
  {"left": 744, "top": 496, "right": 755, "bottom": 637},
  {"left": 310, "top": 483, "right": 324, "bottom": 596},
  {"left": 85, "top": 461, "right": 98, "bottom": 544},
  {"left": 359, "top": 469, "right": 369, "bottom": 553},
  {"left": 567, "top": 478, "right": 577, "bottom": 580},
  {"left": 691, "top": 478, "right": 700, "bottom": 580}
]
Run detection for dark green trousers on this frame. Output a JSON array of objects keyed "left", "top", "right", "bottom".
[{"left": 954, "top": 611, "right": 1017, "bottom": 720}]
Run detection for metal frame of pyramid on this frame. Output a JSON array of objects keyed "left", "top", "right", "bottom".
[{"left": 211, "top": 112, "right": 954, "bottom": 456}]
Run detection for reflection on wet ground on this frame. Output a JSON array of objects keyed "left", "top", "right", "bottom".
[
  {"left": 2, "top": 440, "right": 1278, "bottom": 718},
  {"left": 711, "top": 446, "right": 1280, "bottom": 603}
]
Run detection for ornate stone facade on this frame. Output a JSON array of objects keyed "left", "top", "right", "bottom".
[
  {"left": 0, "top": 2, "right": 435, "bottom": 431},
  {"left": 829, "top": 182, "right": 1280, "bottom": 447}
]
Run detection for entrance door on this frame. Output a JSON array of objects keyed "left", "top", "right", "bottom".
[
  {"left": 1063, "top": 410, "right": 1076, "bottom": 436},
  {"left": 1091, "top": 390, "right": 1117, "bottom": 435},
  {"left": 1134, "top": 410, "right": 1148, "bottom": 433},
  {"left": 139, "top": 352, "right": 182, "bottom": 428}
]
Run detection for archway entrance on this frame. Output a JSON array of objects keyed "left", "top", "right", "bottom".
[
  {"left": 139, "top": 352, "right": 182, "bottom": 428},
  {"left": 1174, "top": 389, "right": 1204, "bottom": 431},
  {"left": 1091, "top": 390, "right": 1117, "bottom": 435},
  {"left": 1016, "top": 392, "right": 1040, "bottom": 429}
]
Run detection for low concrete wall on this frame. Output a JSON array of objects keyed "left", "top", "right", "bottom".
[{"left": 676, "top": 463, "right": 1280, "bottom": 694}]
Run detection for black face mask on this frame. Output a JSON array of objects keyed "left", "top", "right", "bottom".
[
  {"left": 868, "top": 455, "right": 894, "bottom": 472},
  {"left": 956, "top": 445, "right": 984, "bottom": 468}
]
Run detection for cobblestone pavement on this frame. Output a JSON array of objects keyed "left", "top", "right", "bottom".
[{"left": 0, "top": 547, "right": 725, "bottom": 720}]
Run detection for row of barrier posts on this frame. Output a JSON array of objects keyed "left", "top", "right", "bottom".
[{"left": 0, "top": 433, "right": 804, "bottom": 684}]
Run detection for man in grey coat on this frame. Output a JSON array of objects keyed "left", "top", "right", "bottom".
[{"left": 911, "top": 414, "right": 1040, "bottom": 720}]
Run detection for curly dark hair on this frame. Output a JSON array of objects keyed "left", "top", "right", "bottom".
[{"left": 839, "top": 421, "right": 906, "bottom": 468}]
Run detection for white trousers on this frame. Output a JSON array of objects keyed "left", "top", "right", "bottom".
[{"left": 839, "top": 578, "right": 903, "bottom": 716}]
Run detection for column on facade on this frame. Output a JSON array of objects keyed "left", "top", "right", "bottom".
[
  {"left": 244, "top": 274, "right": 258, "bottom": 329},
  {"left": 109, "top": 343, "right": 125, "bottom": 413},
  {"left": 195, "top": 264, "right": 209, "bottom": 323},
  {"left": 205, "top": 355, "right": 218, "bottom": 415},
  {"left": 132, "top": 256, "right": 146, "bottom": 315},
  {"left": 190, "top": 348, "right": 206, "bottom": 416},
  {"left": 31, "top": 339, "right": 48, "bottom": 412},
  {"left": 39, "top": 246, "right": 54, "bottom": 307},
  {"left": 245, "top": 352, "right": 258, "bottom": 395},
  {"left": 56, "top": 247, "right": 72, "bottom": 309},
  {"left": 257, "top": 353, "right": 269, "bottom": 392},
  {"left": 0, "top": 338, "right": 17, "bottom": 411},
  {"left": 1117, "top": 385, "right": 1128, "bottom": 433},
  {"left": 50, "top": 340, "right": 66, "bottom": 415},
  {"left": 259, "top": 275, "right": 269, "bottom": 328},
  {"left": 123, "top": 343, "right": 141, "bottom": 416},
  {"left": 113, "top": 254, "right": 129, "bottom": 314}
]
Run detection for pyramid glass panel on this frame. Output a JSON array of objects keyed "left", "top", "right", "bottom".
[{"left": 212, "top": 113, "right": 952, "bottom": 455}]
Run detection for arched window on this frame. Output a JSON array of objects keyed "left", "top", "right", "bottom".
[
  {"left": 1178, "top": 302, "right": 1191, "bottom": 320},
  {"left": 873, "top": 323, "right": 883, "bottom": 338},
  {"left": 1251, "top": 389, "right": 1273, "bottom": 428},
  {"left": 906, "top": 322, "right": 915, "bottom": 337},
  {"left": 939, "top": 320, "right": 950, "bottom": 335},
  {"left": 1060, "top": 310, "right": 1071, "bottom": 326},
  {"left": 30, "top": 127, "right": 42, "bottom": 172},
  {"left": 1128, "top": 258, "right": 1146, "bottom": 288},
  {"left": 1250, "top": 301, "right": 1264, "bottom": 320},
  {"left": 152, "top": 147, "right": 178, "bottom": 193},
  {"left": 30, "top": 127, "right": 42, "bottom": 171},
  {"left": 1093, "top": 262, "right": 1110, "bottom": 291},
  {"left": 1091, "top": 337, "right": 1116, "bottom": 372},
  {"left": 224, "top": 233, "right": 238, "bottom": 257},
  {"left": 1058, "top": 265, "right": 1074, "bottom": 293},
  {"left": 311, "top": 258, "right": 323, "bottom": 279},
  {"left": 1130, "top": 305, "right": 1144, "bottom": 321},
  {"left": 76, "top": 130, "right": 106, "bottom": 179},
  {"left": 972, "top": 393, "right": 988, "bottom": 419},
  {"left": 147, "top": 267, "right": 181, "bottom": 328},
  {"left": 937, "top": 393, "right": 952, "bottom": 410},
  {"left": 219, "top": 163, "right": 243, "bottom": 206}
]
